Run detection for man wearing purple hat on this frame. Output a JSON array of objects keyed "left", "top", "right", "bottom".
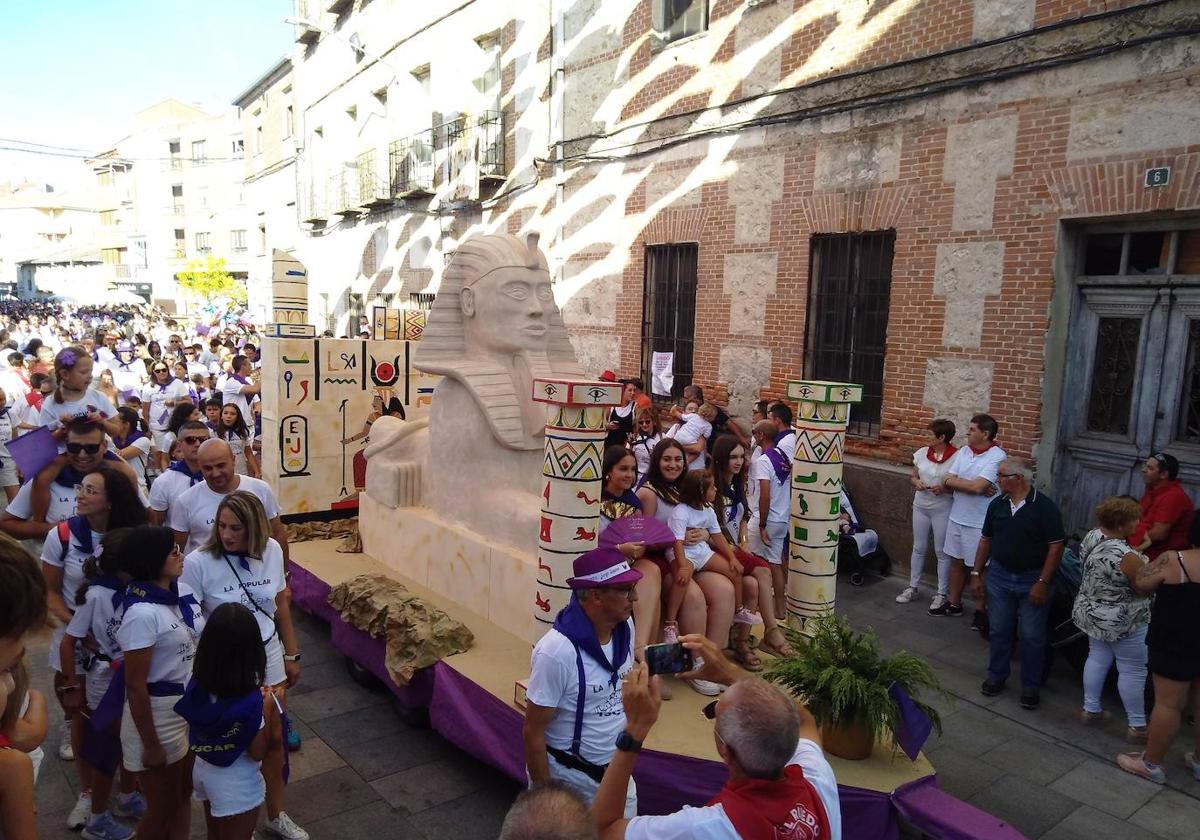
[{"left": 524, "top": 546, "right": 641, "bottom": 817}]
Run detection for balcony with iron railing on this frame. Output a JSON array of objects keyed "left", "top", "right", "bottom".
[
  {"left": 388, "top": 132, "right": 435, "bottom": 198},
  {"left": 357, "top": 149, "right": 394, "bottom": 209},
  {"left": 294, "top": 0, "right": 320, "bottom": 44},
  {"left": 330, "top": 166, "right": 362, "bottom": 216}
]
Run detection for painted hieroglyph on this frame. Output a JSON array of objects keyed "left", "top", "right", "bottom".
[{"left": 260, "top": 337, "right": 440, "bottom": 514}]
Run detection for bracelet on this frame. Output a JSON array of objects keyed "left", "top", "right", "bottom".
[{"left": 56, "top": 684, "right": 79, "bottom": 694}]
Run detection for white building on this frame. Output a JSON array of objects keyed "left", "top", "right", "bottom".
[
  {"left": 0, "top": 184, "right": 101, "bottom": 299},
  {"left": 233, "top": 58, "right": 300, "bottom": 325},
  {"left": 288, "top": 0, "right": 544, "bottom": 336},
  {"left": 88, "top": 100, "right": 252, "bottom": 312}
]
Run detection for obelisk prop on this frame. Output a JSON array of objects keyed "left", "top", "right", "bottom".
[
  {"left": 786, "top": 379, "right": 862, "bottom": 633},
  {"left": 531, "top": 379, "right": 623, "bottom": 642}
]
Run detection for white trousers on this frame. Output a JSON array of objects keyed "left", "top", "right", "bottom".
[{"left": 910, "top": 504, "right": 951, "bottom": 594}]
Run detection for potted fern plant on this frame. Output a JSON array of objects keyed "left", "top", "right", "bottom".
[{"left": 766, "top": 614, "right": 945, "bottom": 760}]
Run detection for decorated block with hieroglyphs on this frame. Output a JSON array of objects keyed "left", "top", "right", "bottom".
[
  {"left": 261, "top": 337, "right": 440, "bottom": 514},
  {"left": 532, "top": 378, "right": 621, "bottom": 639}
]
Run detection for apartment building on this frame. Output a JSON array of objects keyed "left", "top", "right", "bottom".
[
  {"left": 289, "top": 0, "right": 531, "bottom": 335},
  {"left": 88, "top": 100, "right": 251, "bottom": 312},
  {"left": 234, "top": 58, "right": 300, "bottom": 324},
  {"left": 288, "top": 0, "right": 1200, "bottom": 562},
  {"left": 0, "top": 183, "right": 100, "bottom": 298}
]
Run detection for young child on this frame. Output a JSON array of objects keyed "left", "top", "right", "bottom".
[
  {"left": 58, "top": 529, "right": 143, "bottom": 840},
  {"left": 0, "top": 387, "right": 19, "bottom": 503},
  {"left": 36, "top": 347, "right": 121, "bottom": 444},
  {"left": 216, "top": 404, "right": 259, "bottom": 478},
  {"left": 203, "top": 397, "right": 223, "bottom": 434},
  {"left": 666, "top": 401, "right": 716, "bottom": 470},
  {"left": 0, "top": 659, "right": 47, "bottom": 783},
  {"left": 174, "top": 602, "right": 279, "bottom": 840},
  {"left": 158, "top": 403, "right": 203, "bottom": 472},
  {"left": 663, "top": 470, "right": 759, "bottom": 643}
]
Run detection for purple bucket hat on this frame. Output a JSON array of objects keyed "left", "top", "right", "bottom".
[{"left": 566, "top": 546, "right": 644, "bottom": 590}]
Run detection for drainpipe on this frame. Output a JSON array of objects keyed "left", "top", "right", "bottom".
[{"left": 550, "top": 0, "right": 566, "bottom": 284}]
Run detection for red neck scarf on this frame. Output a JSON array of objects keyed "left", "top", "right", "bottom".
[
  {"left": 968, "top": 442, "right": 994, "bottom": 456},
  {"left": 709, "top": 766, "right": 831, "bottom": 840},
  {"left": 926, "top": 444, "right": 957, "bottom": 464}
]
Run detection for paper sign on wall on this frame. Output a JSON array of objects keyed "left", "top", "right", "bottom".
[{"left": 651, "top": 352, "right": 674, "bottom": 396}]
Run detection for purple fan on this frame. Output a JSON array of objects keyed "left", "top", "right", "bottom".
[{"left": 598, "top": 515, "right": 676, "bottom": 549}]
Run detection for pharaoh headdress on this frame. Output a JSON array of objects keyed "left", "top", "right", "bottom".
[{"left": 415, "top": 232, "right": 581, "bottom": 449}]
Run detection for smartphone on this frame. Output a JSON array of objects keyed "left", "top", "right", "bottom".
[{"left": 644, "top": 642, "right": 693, "bottom": 676}]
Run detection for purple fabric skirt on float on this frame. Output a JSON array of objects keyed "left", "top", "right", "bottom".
[{"left": 287, "top": 561, "right": 1026, "bottom": 839}]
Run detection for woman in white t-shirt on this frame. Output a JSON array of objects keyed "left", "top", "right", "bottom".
[
  {"left": 629, "top": 407, "right": 663, "bottom": 480},
  {"left": 112, "top": 407, "right": 153, "bottom": 492},
  {"left": 179, "top": 492, "right": 304, "bottom": 840},
  {"left": 141, "top": 363, "right": 190, "bottom": 468},
  {"left": 897, "top": 419, "right": 958, "bottom": 611},
  {"left": 116, "top": 526, "right": 204, "bottom": 839}
]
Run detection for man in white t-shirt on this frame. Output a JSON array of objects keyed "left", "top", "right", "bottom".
[
  {"left": 221, "top": 354, "right": 260, "bottom": 430},
  {"left": 769, "top": 402, "right": 796, "bottom": 462},
  {"left": 933, "top": 413, "right": 1006, "bottom": 619},
  {"left": 524, "top": 546, "right": 640, "bottom": 817},
  {"left": 748, "top": 420, "right": 791, "bottom": 622},
  {"left": 169, "top": 439, "right": 289, "bottom": 559},
  {"left": 147, "top": 420, "right": 208, "bottom": 527},
  {"left": 593, "top": 635, "right": 840, "bottom": 840}
]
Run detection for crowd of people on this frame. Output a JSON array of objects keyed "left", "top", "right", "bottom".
[
  {"left": 894, "top": 415, "right": 1200, "bottom": 787},
  {"left": 0, "top": 302, "right": 311, "bottom": 840}
]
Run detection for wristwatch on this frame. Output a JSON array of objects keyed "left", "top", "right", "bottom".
[
  {"left": 282, "top": 652, "right": 302, "bottom": 662},
  {"left": 614, "top": 731, "right": 642, "bottom": 753},
  {"left": 970, "top": 569, "right": 981, "bottom": 577}
]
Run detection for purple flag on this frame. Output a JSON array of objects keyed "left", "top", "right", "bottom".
[
  {"left": 6, "top": 425, "right": 59, "bottom": 480},
  {"left": 889, "top": 681, "right": 932, "bottom": 761}
]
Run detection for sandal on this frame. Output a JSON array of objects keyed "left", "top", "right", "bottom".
[
  {"left": 758, "top": 629, "right": 796, "bottom": 659},
  {"left": 732, "top": 638, "right": 763, "bottom": 671}
]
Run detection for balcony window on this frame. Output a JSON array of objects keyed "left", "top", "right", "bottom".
[
  {"left": 191, "top": 140, "right": 207, "bottom": 163},
  {"left": 195, "top": 232, "right": 211, "bottom": 254},
  {"left": 231, "top": 230, "right": 247, "bottom": 253},
  {"left": 653, "top": 0, "right": 708, "bottom": 44}
]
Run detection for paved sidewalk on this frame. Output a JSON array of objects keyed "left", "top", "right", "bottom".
[{"left": 28, "top": 576, "right": 1200, "bottom": 839}]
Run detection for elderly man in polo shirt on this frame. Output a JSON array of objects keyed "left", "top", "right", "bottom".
[
  {"left": 1132, "top": 452, "right": 1194, "bottom": 560},
  {"left": 524, "top": 547, "right": 641, "bottom": 817},
  {"left": 970, "top": 457, "right": 1065, "bottom": 711}
]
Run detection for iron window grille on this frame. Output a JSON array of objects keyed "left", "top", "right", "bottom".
[
  {"left": 641, "top": 243, "right": 698, "bottom": 401},
  {"left": 803, "top": 231, "right": 895, "bottom": 438}
]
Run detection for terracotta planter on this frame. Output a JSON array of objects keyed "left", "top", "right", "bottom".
[{"left": 820, "top": 719, "right": 875, "bottom": 760}]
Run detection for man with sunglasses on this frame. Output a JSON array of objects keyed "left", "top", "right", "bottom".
[
  {"left": 0, "top": 421, "right": 122, "bottom": 541},
  {"left": 970, "top": 458, "right": 1065, "bottom": 711},
  {"left": 524, "top": 547, "right": 641, "bottom": 817},
  {"left": 146, "top": 420, "right": 210, "bottom": 527},
  {"left": 592, "top": 636, "right": 840, "bottom": 840}
]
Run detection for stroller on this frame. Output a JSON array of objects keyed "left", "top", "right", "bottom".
[{"left": 837, "top": 488, "right": 891, "bottom": 586}]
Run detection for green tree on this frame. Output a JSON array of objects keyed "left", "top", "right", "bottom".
[{"left": 176, "top": 255, "right": 238, "bottom": 302}]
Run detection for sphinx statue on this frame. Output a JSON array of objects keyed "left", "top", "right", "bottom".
[{"left": 365, "top": 232, "right": 582, "bottom": 552}]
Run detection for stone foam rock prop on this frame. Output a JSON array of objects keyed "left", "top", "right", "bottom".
[{"left": 327, "top": 573, "right": 474, "bottom": 686}]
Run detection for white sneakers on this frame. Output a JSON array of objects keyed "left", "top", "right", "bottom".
[
  {"left": 263, "top": 811, "right": 310, "bottom": 840},
  {"left": 685, "top": 656, "right": 724, "bottom": 697},
  {"left": 895, "top": 587, "right": 918, "bottom": 603},
  {"left": 67, "top": 790, "right": 92, "bottom": 830},
  {"left": 928, "top": 594, "right": 947, "bottom": 611}
]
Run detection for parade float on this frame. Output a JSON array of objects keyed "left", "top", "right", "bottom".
[{"left": 261, "top": 236, "right": 1018, "bottom": 839}]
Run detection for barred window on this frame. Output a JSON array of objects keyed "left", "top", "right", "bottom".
[{"left": 641, "top": 244, "right": 698, "bottom": 401}]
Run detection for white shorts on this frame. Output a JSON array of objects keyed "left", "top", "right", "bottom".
[
  {"left": 48, "top": 624, "right": 85, "bottom": 674},
  {"left": 192, "top": 752, "right": 265, "bottom": 817},
  {"left": 540, "top": 753, "right": 638, "bottom": 819},
  {"left": 749, "top": 519, "right": 789, "bottom": 565},
  {"left": 943, "top": 520, "right": 983, "bottom": 564},
  {"left": 265, "top": 635, "right": 285, "bottom": 687},
  {"left": 0, "top": 457, "right": 18, "bottom": 488},
  {"left": 121, "top": 696, "right": 190, "bottom": 772}
]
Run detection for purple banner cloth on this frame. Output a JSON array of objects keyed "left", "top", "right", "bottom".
[
  {"left": 889, "top": 681, "right": 933, "bottom": 761},
  {"left": 288, "top": 561, "right": 1004, "bottom": 839},
  {"left": 6, "top": 425, "right": 58, "bottom": 478}
]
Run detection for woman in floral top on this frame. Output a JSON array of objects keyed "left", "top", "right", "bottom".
[{"left": 1072, "top": 496, "right": 1154, "bottom": 742}]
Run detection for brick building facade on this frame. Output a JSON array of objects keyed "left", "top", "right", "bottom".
[{"left": 290, "top": 0, "right": 1199, "bottom": 566}]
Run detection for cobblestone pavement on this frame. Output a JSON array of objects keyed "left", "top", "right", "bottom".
[{"left": 28, "top": 575, "right": 1200, "bottom": 839}]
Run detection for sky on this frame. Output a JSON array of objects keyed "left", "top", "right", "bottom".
[{"left": 1, "top": 0, "right": 295, "bottom": 190}]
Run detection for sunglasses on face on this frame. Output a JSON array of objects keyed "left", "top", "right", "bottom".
[
  {"left": 66, "top": 442, "right": 102, "bottom": 455},
  {"left": 154, "top": 368, "right": 168, "bottom": 374},
  {"left": 181, "top": 435, "right": 207, "bottom": 445}
]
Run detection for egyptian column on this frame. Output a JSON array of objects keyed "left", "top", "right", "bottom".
[
  {"left": 785, "top": 379, "right": 863, "bottom": 632},
  {"left": 532, "top": 378, "right": 623, "bottom": 642}
]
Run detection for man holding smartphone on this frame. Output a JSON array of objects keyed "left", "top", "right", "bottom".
[{"left": 524, "top": 547, "right": 642, "bottom": 817}]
